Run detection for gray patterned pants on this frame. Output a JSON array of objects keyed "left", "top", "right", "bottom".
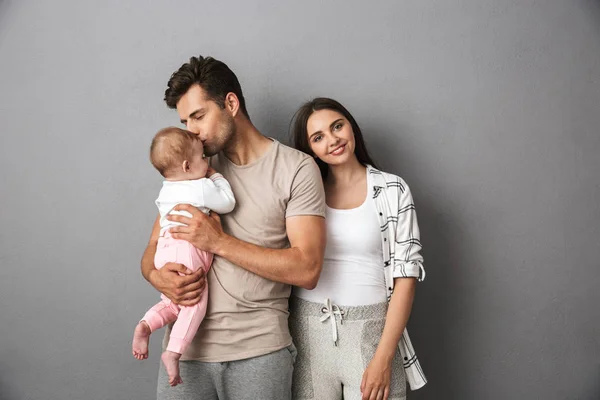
[{"left": 289, "top": 296, "right": 406, "bottom": 400}]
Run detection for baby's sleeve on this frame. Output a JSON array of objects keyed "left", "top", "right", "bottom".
[{"left": 202, "top": 173, "right": 236, "bottom": 214}]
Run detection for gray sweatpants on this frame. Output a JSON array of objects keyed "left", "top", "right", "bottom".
[
  {"left": 289, "top": 297, "right": 406, "bottom": 400},
  {"left": 156, "top": 345, "right": 296, "bottom": 400}
]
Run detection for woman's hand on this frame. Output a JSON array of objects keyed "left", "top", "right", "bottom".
[
  {"left": 360, "top": 277, "right": 416, "bottom": 399},
  {"left": 360, "top": 353, "right": 393, "bottom": 400}
]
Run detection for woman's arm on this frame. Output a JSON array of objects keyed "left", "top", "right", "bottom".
[
  {"left": 360, "top": 277, "right": 416, "bottom": 400},
  {"left": 392, "top": 177, "right": 425, "bottom": 281},
  {"left": 375, "top": 277, "right": 416, "bottom": 361}
]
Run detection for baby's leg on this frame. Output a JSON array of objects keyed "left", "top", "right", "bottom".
[
  {"left": 161, "top": 351, "right": 183, "bottom": 387},
  {"left": 160, "top": 243, "right": 212, "bottom": 386},
  {"left": 132, "top": 321, "right": 151, "bottom": 360},
  {"left": 132, "top": 235, "right": 180, "bottom": 360},
  {"left": 159, "top": 286, "right": 208, "bottom": 386},
  {"left": 133, "top": 299, "right": 178, "bottom": 360}
]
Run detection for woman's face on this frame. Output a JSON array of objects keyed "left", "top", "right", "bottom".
[{"left": 306, "top": 109, "right": 356, "bottom": 167}]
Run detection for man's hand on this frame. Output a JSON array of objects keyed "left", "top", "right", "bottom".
[
  {"left": 149, "top": 262, "right": 206, "bottom": 306},
  {"left": 167, "top": 204, "right": 226, "bottom": 253}
]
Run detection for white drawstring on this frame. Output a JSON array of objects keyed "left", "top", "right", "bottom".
[{"left": 320, "top": 298, "right": 345, "bottom": 346}]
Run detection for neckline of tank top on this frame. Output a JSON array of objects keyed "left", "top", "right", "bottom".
[{"left": 325, "top": 171, "right": 373, "bottom": 213}]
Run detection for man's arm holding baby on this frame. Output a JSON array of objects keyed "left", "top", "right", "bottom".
[
  {"left": 167, "top": 210, "right": 325, "bottom": 290},
  {"left": 140, "top": 215, "right": 205, "bottom": 306},
  {"left": 167, "top": 160, "right": 326, "bottom": 290}
]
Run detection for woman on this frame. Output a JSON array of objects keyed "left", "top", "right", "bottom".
[{"left": 289, "top": 98, "right": 426, "bottom": 400}]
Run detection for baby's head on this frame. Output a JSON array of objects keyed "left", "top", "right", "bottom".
[{"left": 150, "top": 127, "right": 208, "bottom": 180}]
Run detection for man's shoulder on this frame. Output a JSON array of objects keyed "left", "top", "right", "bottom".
[
  {"left": 271, "top": 140, "right": 319, "bottom": 179},
  {"left": 273, "top": 140, "right": 313, "bottom": 165}
]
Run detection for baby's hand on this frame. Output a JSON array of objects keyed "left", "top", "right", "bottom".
[{"left": 206, "top": 166, "right": 218, "bottom": 177}]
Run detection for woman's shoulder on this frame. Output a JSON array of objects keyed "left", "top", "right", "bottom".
[{"left": 367, "top": 165, "right": 409, "bottom": 192}]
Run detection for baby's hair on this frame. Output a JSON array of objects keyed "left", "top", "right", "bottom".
[{"left": 150, "top": 127, "right": 201, "bottom": 177}]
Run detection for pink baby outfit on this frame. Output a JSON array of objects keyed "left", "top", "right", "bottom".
[
  {"left": 141, "top": 230, "right": 213, "bottom": 354},
  {"left": 140, "top": 173, "right": 236, "bottom": 355}
]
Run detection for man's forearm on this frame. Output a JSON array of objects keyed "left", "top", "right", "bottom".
[
  {"left": 141, "top": 243, "right": 157, "bottom": 285},
  {"left": 141, "top": 215, "right": 161, "bottom": 286},
  {"left": 215, "top": 234, "right": 321, "bottom": 289}
]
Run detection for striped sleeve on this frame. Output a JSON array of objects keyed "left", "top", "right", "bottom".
[{"left": 392, "top": 177, "right": 425, "bottom": 281}]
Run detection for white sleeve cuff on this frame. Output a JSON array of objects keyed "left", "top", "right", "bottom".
[
  {"left": 209, "top": 172, "right": 224, "bottom": 181},
  {"left": 393, "top": 261, "right": 426, "bottom": 282}
]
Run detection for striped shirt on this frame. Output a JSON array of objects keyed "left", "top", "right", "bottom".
[{"left": 369, "top": 165, "right": 427, "bottom": 391}]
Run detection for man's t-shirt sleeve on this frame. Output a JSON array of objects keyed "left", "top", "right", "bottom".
[{"left": 286, "top": 157, "right": 326, "bottom": 218}]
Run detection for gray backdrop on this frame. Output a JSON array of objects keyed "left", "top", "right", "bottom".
[{"left": 1, "top": 0, "right": 599, "bottom": 399}]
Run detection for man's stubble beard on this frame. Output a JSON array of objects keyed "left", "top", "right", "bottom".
[{"left": 205, "top": 116, "right": 236, "bottom": 157}]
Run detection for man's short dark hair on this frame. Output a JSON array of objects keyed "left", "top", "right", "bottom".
[{"left": 164, "top": 56, "right": 249, "bottom": 118}]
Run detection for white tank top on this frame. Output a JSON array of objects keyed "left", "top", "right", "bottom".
[{"left": 294, "top": 173, "right": 387, "bottom": 306}]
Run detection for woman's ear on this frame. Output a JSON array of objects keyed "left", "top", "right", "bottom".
[{"left": 182, "top": 160, "right": 190, "bottom": 172}]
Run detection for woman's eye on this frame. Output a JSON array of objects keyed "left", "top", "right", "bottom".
[
  {"left": 333, "top": 123, "right": 342, "bottom": 131},
  {"left": 313, "top": 135, "right": 322, "bottom": 142}
]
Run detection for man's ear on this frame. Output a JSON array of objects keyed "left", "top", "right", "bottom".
[
  {"left": 224, "top": 92, "right": 240, "bottom": 117},
  {"left": 182, "top": 160, "right": 190, "bottom": 172}
]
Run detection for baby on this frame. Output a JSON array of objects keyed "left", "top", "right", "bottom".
[{"left": 132, "top": 127, "right": 235, "bottom": 386}]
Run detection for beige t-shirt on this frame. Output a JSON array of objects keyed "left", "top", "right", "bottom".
[{"left": 163, "top": 139, "right": 326, "bottom": 362}]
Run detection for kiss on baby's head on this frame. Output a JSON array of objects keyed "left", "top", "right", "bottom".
[{"left": 150, "top": 127, "right": 208, "bottom": 180}]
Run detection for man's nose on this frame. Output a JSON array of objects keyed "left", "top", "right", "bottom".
[
  {"left": 186, "top": 122, "right": 199, "bottom": 133},
  {"left": 188, "top": 125, "right": 206, "bottom": 142}
]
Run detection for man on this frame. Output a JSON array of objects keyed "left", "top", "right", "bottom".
[{"left": 140, "top": 55, "right": 326, "bottom": 399}]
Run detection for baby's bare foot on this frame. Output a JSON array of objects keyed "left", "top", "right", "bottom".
[
  {"left": 132, "top": 321, "right": 151, "bottom": 360},
  {"left": 161, "top": 351, "right": 183, "bottom": 386}
]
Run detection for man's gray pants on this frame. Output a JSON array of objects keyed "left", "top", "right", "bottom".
[{"left": 156, "top": 345, "right": 296, "bottom": 400}]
